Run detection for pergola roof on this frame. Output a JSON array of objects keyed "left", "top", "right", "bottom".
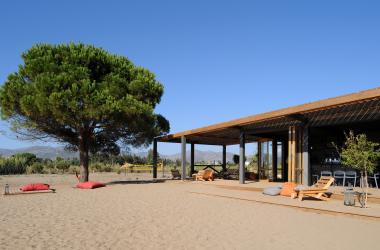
[{"left": 158, "top": 87, "right": 380, "bottom": 145}]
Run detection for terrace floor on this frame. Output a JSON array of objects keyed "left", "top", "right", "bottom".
[{"left": 181, "top": 179, "right": 380, "bottom": 220}]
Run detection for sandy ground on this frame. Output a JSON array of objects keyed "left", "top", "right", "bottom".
[{"left": 0, "top": 173, "right": 379, "bottom": 250}]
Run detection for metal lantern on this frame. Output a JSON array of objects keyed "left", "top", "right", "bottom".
[
  {"left": 344, "top": 185, "right": 355, "bottom": 206},
  {"left": 4, "top": 184, "right": 9, "bottom": 195}
]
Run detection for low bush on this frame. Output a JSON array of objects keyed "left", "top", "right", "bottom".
[{"left": 26, "top": 162, "right": 45, "bottom": 174}]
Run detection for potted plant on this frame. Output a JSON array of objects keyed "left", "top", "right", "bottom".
[{"left": 335, "top": 131, "right": 380, "bottom": 208}]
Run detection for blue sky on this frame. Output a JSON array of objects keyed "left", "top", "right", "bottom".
[{"left": 0, "top": 0, "right": 379, "bottom": 155}]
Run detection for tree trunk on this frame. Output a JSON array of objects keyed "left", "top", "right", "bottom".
[
  {"left": 364, "top": 170, "right": 368, "bottom": 208},
  {"left": 79, "top": 139, "right": 89, "bottom": 182}
]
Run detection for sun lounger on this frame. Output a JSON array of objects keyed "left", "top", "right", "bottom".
[
  {"left": 292, "top": 176, "right": 334, "bottom": 201},
  {"left": 192, "top": 169, "right": 214, "bottom": 181},
  {"left": 171, "top": 169, "right": 181, "bottom": 179}
]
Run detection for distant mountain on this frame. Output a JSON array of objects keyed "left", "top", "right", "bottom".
[
  {"left": 160, "top": 150, "right": 236, "bottom": 163},
  {"left": 0, "top": 146, "right": 78, "bottom": 159},
  {"left": 0, "top": 146, "right": 248, "bottom": 163}
]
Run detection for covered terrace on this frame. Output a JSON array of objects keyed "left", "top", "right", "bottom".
[{"left": 152, "top": 87, "right": 380, "bottom": 186}]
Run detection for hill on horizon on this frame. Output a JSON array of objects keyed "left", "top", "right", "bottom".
[{"left": 0, "top": 146, "right": 246, "bottom": 162}]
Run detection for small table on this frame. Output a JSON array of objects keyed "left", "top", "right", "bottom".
[{"left": 194, "top": 164, "right": 222, "bottom": 174}]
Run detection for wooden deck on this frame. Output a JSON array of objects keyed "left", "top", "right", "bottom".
[{"left": 182, "top": 179, "right": 380, "bottom": 220}]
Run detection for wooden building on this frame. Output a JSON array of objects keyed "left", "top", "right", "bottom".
[{"left": 153, "top": 87, "right": 380, "bottom": 185}]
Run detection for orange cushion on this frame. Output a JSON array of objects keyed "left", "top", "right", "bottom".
[
  {"left": 76, "top": 181, "right": 105, "bottom": 189},
  {"left": 20, "top": 183, "right": 50, "bottom": 192},
  {"left": 280, "top": 182, "right": 297, "bottom": 196}
]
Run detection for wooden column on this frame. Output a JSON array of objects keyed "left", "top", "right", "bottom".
[
  {"left": 239, "top": 130, "right": 246, "bottom": 184},
  {"left": 288, "top": 126, "right": 296, "bottom": 182},
  {"left": 190, "top": 143, "right": 195, "bottom": 176},
  {"left": 302, "top": 126, "right": 310, "bottom": 186},
  {"left": 288, "top": 126, "right": 303, "bottom": 183},
  {"left": 153, "top": 138, "right": 158, "bottom": 179},
  {"left": 222, "top": 145, "right": 227, "bottom": 172},
  {"left": 272, "top": 139, "right": 277, "bottom": 182},
  {"left": 181, "top": 136, "right": 186, "bottom": 180}
]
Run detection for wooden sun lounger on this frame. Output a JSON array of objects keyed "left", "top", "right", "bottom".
[
  {"left": 171, "top": 169, "right": 181, "bottom": 179},
  {"left": 192, "top": 169, "right": 214, "bottom": 181},
  {"left": 292, "top": 176, "right": 335, "bottom": 201}
]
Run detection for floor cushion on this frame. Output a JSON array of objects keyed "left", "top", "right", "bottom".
[
  {"left": 20, "top": 183, "right": 50, "bottom": 192},
  {"left": 76, "top": 181, "right": 105, "bottom": 189},
  {"left": 294, "top": 185, "right": 307, "bottom": 191},
  {"left": 263, "top": 186, "right": 282, "bottom": 196},
  {"left": 280, "top": 182, "right": 297, "bottom": 197}
]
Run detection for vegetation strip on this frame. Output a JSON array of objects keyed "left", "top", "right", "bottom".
[{"left": 189, "top": 191, "right": 380, "bottom": 221}]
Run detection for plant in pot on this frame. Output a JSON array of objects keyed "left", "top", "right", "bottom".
[{"left": 335, "top": 131, "right": 380, "bottom": 208}]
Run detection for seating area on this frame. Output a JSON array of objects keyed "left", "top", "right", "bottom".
[{"left": 312, "top": 170, "right": 379, "bottom": 188}]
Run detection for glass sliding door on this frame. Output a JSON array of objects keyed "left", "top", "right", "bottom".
[
  {"left": 259, "top": 141, "right": 273, "bottom": 180},
  {"left": 276, "top": 141, "right": 283, "bottom": 181},
  {"left": 258, "top": 140, "right": 284, "bottom": 181}
]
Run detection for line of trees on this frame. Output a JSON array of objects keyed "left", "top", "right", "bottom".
[{"left": 0, "top": 152, "right": 180, "bottom": 175}]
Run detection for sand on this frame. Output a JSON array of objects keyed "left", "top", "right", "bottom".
[{"left": 0, "top": 173, "right": 379, "bottom": 250}]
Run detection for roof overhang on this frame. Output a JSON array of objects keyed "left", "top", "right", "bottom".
[{"left": 158, "top": 87, "right": 380, "bottom": 145}]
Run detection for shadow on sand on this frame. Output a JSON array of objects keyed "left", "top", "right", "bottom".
[{"left": 105, "top": 179, "right": 168, "bottom": 186}]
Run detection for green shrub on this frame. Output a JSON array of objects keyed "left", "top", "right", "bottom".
[
  {"left": 0, "top": 156, "right": 28, "bottom": 175},
  {"left": 102, "top": 164, "right": 112, "bottom": 172},
  {"left": 90, "top": 162, "right": 103, "bottom": 172},
  {"left": 68, "top": 165, "right": 80, "bottom": 174},
  {"left": 55, "top": 160, "right": 70, "bottom": 173},
  {"left": 27, "top": 162, "right": 44, "bottom": 174},
  {"left": 42, "top": 161, "right": 56, "bottom": 174}
]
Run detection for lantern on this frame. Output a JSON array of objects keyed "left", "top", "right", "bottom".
[
  {"left": 344, "top": 185, "right": 355, "bottom": 206},
  {"left": 4, "top": 184, "right": 9, "bottom": 195}
]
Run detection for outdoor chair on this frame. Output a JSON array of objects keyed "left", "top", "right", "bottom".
[
  {"left": 192, "top": 169, "right": 214, "bottom": 181},
  {"left": 312, "top": 174, "right": 319, "bottom": 184},
  {"left": 368, "top": 173, "right": 379, "bottom": 189},
  {"left": 291, "top": 176, "right": 335, "bottom": 201},
  {"left": 345, "top": 171, "right": 357, "bottom": 187},
  {"left": 170, "top": 169, "right": 181, "bottom": 180},
  {"left": 333, "top": 170, "right": 345, "bottom": 186},
  {"left": 320, "top": 171, "right": 332, "bottom": 177}
]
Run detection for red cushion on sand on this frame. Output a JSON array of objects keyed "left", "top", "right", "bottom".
[
  {"left": 20, "top": 183, "right": 50, "bottom": 192},
  {"left": 76, "top": 181, "right": 105, "bottom": 189}
]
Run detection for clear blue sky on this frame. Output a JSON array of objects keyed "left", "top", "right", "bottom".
[{"left": 0, "top": 0, "right": 379, "bottom": 155}]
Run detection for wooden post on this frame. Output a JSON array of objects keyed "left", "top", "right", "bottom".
[
  {"left": 181, "top": 136, "right": 186, "bottom": 180},
  {"left": 239, "top": 130, "right": 246, "bottom": 184},
  {"left": 153, "top": 138, "right": 157, "bottom": 179},
  {"left": 302, "top": 126, "right": 310, "bottom": 186},
  {"left": 288, "top": 126, "right": 296, "bottom": 182},
  {"left": 190, "top": 143, "right": 195, "bottom": 176},
  {"left": 288, "top": 126, "right": 303, "bottom": 183},
  {"left": 222, "top": 145, "right": 227, "bottom": 172}
]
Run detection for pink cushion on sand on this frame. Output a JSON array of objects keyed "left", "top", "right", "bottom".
[
  {"left": 76, "top": 181, "right": 105, "bottom": 189},
  {"left": 20, "top": 183, "right": 50, "bottom": 192}
]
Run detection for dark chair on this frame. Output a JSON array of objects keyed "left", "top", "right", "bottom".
[
  {"left": 333, "top": 170, "right": 345, "bottom": 186},
  {"left": 345, "top": 171, "right": 357, "bottom": 187}
]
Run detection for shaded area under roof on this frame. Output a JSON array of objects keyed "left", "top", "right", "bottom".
[{"left": 158, "top": 87, "right": 380, "bottom": 145}]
